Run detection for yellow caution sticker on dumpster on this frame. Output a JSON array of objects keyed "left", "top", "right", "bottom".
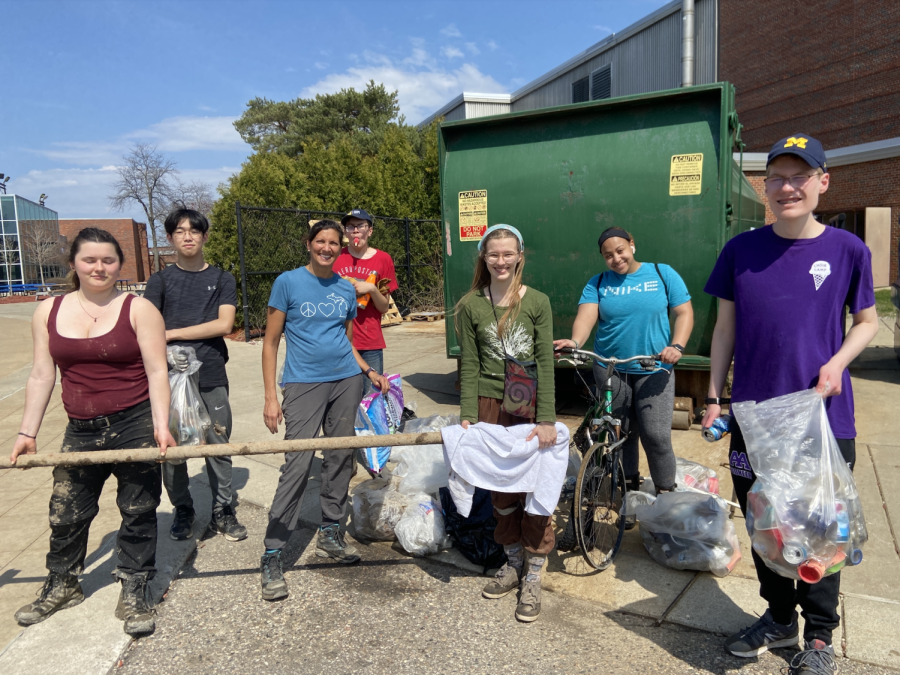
[
  {"left": 669, "top": 154, "right": 703, "bottom": 196},
  {"left": 459, "top": 190, "right": 488, "bottom": 241}
]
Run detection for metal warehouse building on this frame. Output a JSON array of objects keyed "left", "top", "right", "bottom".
[{"left": 424, "top": 0, "right": 900, "bottom": 284}]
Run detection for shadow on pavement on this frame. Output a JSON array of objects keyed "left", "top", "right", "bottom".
[{"left": 403, "top": 372, "right": 460, "bottom": 406}]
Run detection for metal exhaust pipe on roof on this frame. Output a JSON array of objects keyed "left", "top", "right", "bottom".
[{"left": 682, "top": 0, "right": 695, "bottom": 87}]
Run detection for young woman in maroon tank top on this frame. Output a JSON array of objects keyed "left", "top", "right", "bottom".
[{"left": 9, "top": 228, "right": 175, "bottom": 637}]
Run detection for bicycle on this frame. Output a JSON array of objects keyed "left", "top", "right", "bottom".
[{"left": 555, "top": 347, "right": 668, "bottom": 570}]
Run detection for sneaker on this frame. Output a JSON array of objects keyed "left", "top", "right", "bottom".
[
  {"left": 15, "top": 572, "right": 84, "bottom": 625},
  {"left": 788, "top": 640, "right": 837, "bottom": 675},
  {"left": 725, "top": 609, "right": 800, "bottom": 657},
  {"left": 260, "top": 551, "right": 288, "bottom": 601},
  {"left": 170, "top": 505, "right": 195, "bottom": 541},
  {"left": 115, "top": 573, "right": 155, "bottom": 636},
  {"left": 209, "top": 504, "right": 248, "bottom": 542},
  {"left": 482, "top": 564, "right": 522, "bottom": 599},
  {"left": 316, "top": 524, "right": 361, "bottom": 564},
  {"left": 516, "top": 575, "right": 541, "bottom": 622}
]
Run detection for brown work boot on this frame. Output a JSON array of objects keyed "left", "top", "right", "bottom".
[
  {"left": 115, "top": 573, "right": 156, "bottom": 636},
  {"left": 15, "top": 572, "right": 84, "bottom": 625}
]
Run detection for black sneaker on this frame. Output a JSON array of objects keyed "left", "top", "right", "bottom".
[
  {"left": 115, "top": 573, "right": 156, "bottom": 636},
  {"left": 170, "top": 505, "right": 195, "bottom": 541},
  {"left": 260, "top": 551, "right": 288, "bottom": 601},
  {"left": 209, "top": 504, "right": 248, "bottom": 542},
  {"left": 725, "top": 609, "right": 800, "bottom": 657},
  {"left": 788, "top": 639, "right": 837, "bottom": 675},
  {"left": 316, "top": 524, "right": 361, "bottom": 564},
  {"left": 15, "top": 572, "right": 84, "bottom": 625}
]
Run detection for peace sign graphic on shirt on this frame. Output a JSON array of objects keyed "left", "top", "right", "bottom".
[{"left": 300, "top": 302, "right": 316, "bottom": 317}]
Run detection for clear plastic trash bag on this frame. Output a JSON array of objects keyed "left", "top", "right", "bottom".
[
  {"left": 351, "top": 477, "right": 407, "bottom": 541},
  {"left": 733, "top": 388, "right": 867, "bottom": 583},
  {"left": 166, "top": 346, "right": 211, "bottom": 464},
  {"left": 394, "top": 492, "right": 451, "bottom": 557},
  {"left": 392, "top": 445, "right": 449, "bottom": 496},
  {"left": 634, "top": 491, "right": 742, "bottom": 577},
  {"left": 675, "top": 457, "right": 720, "bottom": 495}
]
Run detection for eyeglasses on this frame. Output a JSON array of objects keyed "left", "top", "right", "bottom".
[
  {"left": 343, "top": 223, "right": 370, "bottom": 232},
  {"left": 764, "top": 173, "right": 820, "bottom": 190},
  {"left": 172, "top": 228, "right": 203, "bottom": 239},
  {"left": 485, "top": 253, "right": 520, "bottom": 263}
]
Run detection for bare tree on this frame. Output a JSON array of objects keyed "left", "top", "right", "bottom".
[
  {"left": 108, "top": 144, "right": 178, "bottom": 272},
  {"left": 0, "top": 236, "right": 20, "bottom": 267},
  {"left": 21, "top": 222, "right": 66, "bottom": 285},
  {"left": 161, "top": 180, "right": 216, "bottom": 218}
]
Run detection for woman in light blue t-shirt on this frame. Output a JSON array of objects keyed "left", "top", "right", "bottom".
[
  {"left": 258, "top": 219, "right": 389, "bottom": 602},
  {"left": 553, "top": 227, "right": 693, "bottom": 506}
]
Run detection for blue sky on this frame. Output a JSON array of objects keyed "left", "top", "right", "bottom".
[{"left": 2, "top": 0, "right": 671, "bottom": 222}]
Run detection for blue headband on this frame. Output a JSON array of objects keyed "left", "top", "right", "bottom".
[{"left": 477, "top": 224, "right": 524, "bottom": 251}]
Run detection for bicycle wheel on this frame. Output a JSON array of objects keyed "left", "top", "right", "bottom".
[{"left": 574, "top": 441, "right": 626, "bottom": 570}]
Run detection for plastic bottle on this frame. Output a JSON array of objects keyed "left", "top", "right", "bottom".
[{"left": 356, "top": 272, "right": 379, "bottom": 309}]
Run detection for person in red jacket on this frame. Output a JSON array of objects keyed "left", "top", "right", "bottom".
[{"left": 333, "top": 208, "right": 399, "bottom": 383}]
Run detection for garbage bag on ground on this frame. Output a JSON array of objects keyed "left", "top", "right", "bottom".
[
  {"left": 439, "top": 486, "right": 506, "bottom": 572},
  {"left": 356, "top": 374, "right": 404, "bottom": 476},
  {"left": 167, "top": 346, "right": 210, "bottom": 465},
  {"left": 399, "top": 413, "right": 460, "bottom": 435},
  {"left": 394, "top": 492, "right": 451, "bottom": 557},
  {"left": 634, "top": 491, "right": 742, "bottom": 577},
  {"left": 733, "top": 388, "right": 867, "bottom": 583},
  {"left": 351, "top": 477, "right": 407, "bottom": 541},
  {"left": 393, "top": 445, "right": 448, "bottom": 495},
  {"left": 675, "top": 457, "right": 720, "bottom": 494}
]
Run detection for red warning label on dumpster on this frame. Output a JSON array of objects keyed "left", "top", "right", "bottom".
[{"left": 459, "top": 190, "right": 488, "bottom": 241}]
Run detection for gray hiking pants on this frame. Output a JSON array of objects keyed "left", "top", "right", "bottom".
[
  {"left": 264, "top": 376, "right": 363, "bottom": 550},
  {"left": 593, "top": 364, "right": 677, "bottom": 490},
  {"left": 163, "top": 385, "right": 233, "bottom": 510}
]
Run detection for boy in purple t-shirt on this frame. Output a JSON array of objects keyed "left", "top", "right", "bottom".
[{"left": 703, "top": 134, "right": 878, "bottom": 672}]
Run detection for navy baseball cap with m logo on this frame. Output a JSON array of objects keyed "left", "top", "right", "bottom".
[{"left": 766, "top": 134, "right": 827, "bottom": 171}]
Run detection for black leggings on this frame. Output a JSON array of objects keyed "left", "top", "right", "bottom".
[{"left": 729, "top": 420, "right": 855, "bottom": 644}]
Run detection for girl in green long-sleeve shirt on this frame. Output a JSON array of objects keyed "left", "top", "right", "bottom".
[{"left": 454, "top": 224, "right": 556, "bottom": 623}]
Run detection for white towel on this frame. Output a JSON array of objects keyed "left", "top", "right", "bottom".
[{"left": 440, "top": 422, "right": 571, "bottom": 517}]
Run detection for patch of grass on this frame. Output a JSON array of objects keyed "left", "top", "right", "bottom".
[{"left": 875, "top": 288, "right": 897, "bottom": 317}]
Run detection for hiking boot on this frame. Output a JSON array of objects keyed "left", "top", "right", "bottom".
[
  {"left": 260, "top": 551, "right": 288, "bottom": 601},
  {"left": 15, "top": 572, "right": 84, "bottom": 625},
  {"left": 316, "top": 524, "right": 361, "bottom": 564},
  {"left": 725, "top": 609, "right": 799, "bottom": 657},
  {"left": 209, "top": 504, "right": 248, "bottom": 542},
  {"left": 115, "top": 573, "right": 156, "bottom": 636},
  {"left": 516, "top": 575, "right": 541, "bottom": 622},
  {"left": 170, "top": 505, "right": 195, "bottom": 541},
  {"left": 788, "top": 639, "right": 838, "bottom": 675},
  {"left": 482, "top": 563, "right": 522, "bottom": 599}
]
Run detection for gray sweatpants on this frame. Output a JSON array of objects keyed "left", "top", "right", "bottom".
[
  {"left": 264, "top": 376, "right": 363, "bottom": 551},
  {"left": 163, "top": 385, "right": 233, "bottom": 510},
  {"left": 593, "top": 364, "right": 677, "bottom": 490}
]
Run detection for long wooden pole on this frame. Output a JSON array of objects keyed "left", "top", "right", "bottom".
[{"left": 0, "top": 431, "right": 444, "bottom": 470}]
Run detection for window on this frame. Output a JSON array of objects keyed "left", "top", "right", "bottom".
[
  {"left": 572, "top": 76, "right": 589, "bottom": 103},
  {"left": 591, "top": 64, "right": 612, "bottom": 100}
]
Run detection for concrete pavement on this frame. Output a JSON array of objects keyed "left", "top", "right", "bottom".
[{"left": 0, "top": 302, "right": 898, "bottom": 673}]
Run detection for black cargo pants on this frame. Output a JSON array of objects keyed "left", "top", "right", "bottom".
[{"left": 47, "top": 401, "right": 161, "bottom": 578}]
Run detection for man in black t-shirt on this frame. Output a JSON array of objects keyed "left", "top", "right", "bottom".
[{"left": 144, "top": 209, "right": 247, "bottom": 542}]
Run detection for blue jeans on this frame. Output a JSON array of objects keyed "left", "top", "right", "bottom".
[{"left": 357, "top": 349, "right": 384, "bottom": 393}]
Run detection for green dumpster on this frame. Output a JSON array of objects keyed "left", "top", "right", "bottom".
[{"left": 439, "top": 82, "right": 765, "bottom": 403}]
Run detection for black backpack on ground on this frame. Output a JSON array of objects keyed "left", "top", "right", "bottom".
[{"left": 439, "top": 486, "right": 507, "bottom": 574}]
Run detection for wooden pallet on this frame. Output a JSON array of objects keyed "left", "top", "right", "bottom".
[
  {"left": 403, "top": 311, "right": 445, "bottom": 322},
  {"left": 381, "top": 298, "right": 404, "bottom": 327}
]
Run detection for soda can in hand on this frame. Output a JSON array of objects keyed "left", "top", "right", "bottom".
[{"left": 702, "top": 414, "right": 732, "bottom": 442}]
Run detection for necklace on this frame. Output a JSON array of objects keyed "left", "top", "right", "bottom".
[{"left": 76, "top": 289, "right": 119, "bottom": 323}]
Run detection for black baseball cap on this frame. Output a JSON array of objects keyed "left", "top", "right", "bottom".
[
  {"left": 341, "top": 208, "right": 373, "bottom": 226},
  {"left": 766, "top": 134, "right": 828, "bottom": 172}
]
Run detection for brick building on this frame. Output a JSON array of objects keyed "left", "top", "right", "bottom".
[
  {"left": 719, "top": 0, "right": 900, "bottom": 284},
  {"left": 58, "top": 218, "right": 151, "bottom": 283}
]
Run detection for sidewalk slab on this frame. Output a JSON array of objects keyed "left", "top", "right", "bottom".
[{"left": 843, "top": 594, "right": 900, "bottom": 670}]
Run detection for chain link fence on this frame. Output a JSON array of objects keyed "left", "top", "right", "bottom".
[{"left": 235, "top": 203, "right": 442, "bottom": 340}]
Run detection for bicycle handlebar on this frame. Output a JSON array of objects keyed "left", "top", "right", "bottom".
[{"left": 553, "top": 347, "right": 664, "bottom": 370}]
